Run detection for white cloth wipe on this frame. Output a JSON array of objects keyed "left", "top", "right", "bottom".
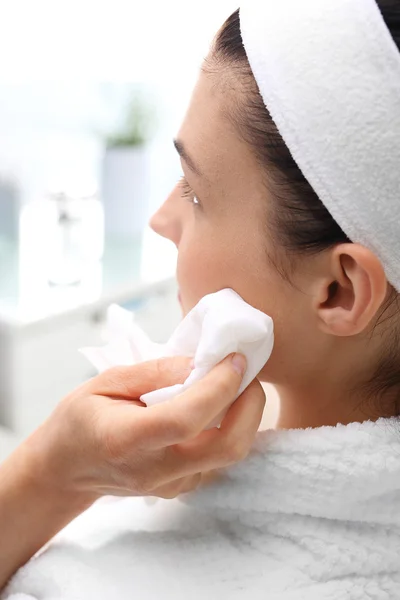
[{"left": 80, "top": 288, "right": 274, "bottom": 428}]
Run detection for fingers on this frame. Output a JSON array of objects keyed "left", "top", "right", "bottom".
[
  {"left": 217, "top": 378, "right": 266, "bottom": 447},
  {"left": 84, "top": 356, "right": 193, "bottom": 399},
  {"left": 139, "top": 353, "right": 247, "bottom": 447},
  {"left": 148, "top": 470, "right": 219, "bottom": 500},
  {"left": 153, "top": 472, "right": 202, "bottom": 499},
  {"left": 156, "top": 379, "right": 266, "bottom": 484}
]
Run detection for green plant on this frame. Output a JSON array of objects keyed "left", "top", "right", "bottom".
[{"left": 105, "top": 91, "right": 156, "bottom": 148}]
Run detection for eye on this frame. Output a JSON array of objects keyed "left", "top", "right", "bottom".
[{"left": 178, "top": 176, "right": 201, "bottom": 208}]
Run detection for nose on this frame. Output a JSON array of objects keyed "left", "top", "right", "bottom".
[{"left": 149, "top": 190, "right": 182, "bottom": 247}]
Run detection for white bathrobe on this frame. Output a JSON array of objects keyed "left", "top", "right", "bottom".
[{"left": 3, "top": 417, "right": 400, "bottom": 600}]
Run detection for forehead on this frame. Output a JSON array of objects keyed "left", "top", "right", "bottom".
[{"left": 177, "top": 69, "right": 261, "bottom": 187}]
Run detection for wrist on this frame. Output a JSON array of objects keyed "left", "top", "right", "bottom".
[
  {"left": 22, "top": 424, "right": 99, "bottom": 512},
  {"left": 0, "top": 433, "right": 96, "bottom": 589}
]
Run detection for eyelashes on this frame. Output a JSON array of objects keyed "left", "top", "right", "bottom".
[{"left": 178, "top": 175, "right": 201, "bottom": 208}]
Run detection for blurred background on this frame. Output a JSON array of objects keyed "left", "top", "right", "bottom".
[{"left": 0, "top": 0, "right": 279, "bottom": 459}]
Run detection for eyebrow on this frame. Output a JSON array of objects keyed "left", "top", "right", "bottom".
[{"left": 173, "top": 139, "right": 203, "bottom": 178}]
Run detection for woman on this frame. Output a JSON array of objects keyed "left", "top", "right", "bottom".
[{"left": 2, "top": 0, "right": 400, "bottom": 597}]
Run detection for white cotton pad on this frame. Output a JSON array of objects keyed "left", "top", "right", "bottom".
[{"left": 80, "top": 288, "right": 274, "bottom": 428}]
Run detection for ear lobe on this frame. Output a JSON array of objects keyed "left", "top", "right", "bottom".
[{"left": 317, "top": 244, "right": 387, "bottom": 337}]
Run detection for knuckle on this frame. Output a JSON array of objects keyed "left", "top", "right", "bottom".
[
  {"left": 155, "top": 356, "right": 191, "bottom": 385},
  {"left": 158, "top": 487, "right": 179, "bottom": 500},
  {"left": 103, "top": 366, "right": 132, "bottom": 395},
  {"left": 188, "top": 473, "right": 202, "bottom": 492},
  {"left": 149, "top": 358, "right": 176, "bottom": 390},
  {"left": 138, "top": 478, "right": 153, "bottom": 496},
  {"left": 225, "top": 438, "right": 249, "bottom": 464},
  {"left": 164, "top": 406, "right": 200, "bottom": 441},
  {"left": 133, "top": 471, "right": 157, "bottom": 495},
  {"left": 214, "top": 371, "right": 236, "bottom": 397},
  {"left": 100, "top": 426, "right": 124, "bottom": 462},
  {"left": 251, "top": 380, "right": 267, "bottom": 403},
  {"left": 181, "top": 411, "right": 201, "bottom": 439},
  {"left": 105, "top": 366, "right": 124, "bottom": 379},
  {"left": 154, "top": 357, "right": 170, "bottom": 379},
  {"left": 158, "top": 474, "right": 201, "bottom": 499}
]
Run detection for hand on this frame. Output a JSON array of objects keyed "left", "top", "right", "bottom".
[
  {"left": 0, "top": 354, "right": 266, "bottom": 587},
  {"left": 28, "top": 353, "right": 266, "bottom": 504}
]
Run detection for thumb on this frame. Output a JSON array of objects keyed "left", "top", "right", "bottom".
[{"left": 85, "top": 356, "right": 193, "bottom": 399}]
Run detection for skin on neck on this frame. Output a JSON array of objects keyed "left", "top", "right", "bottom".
[{"left": 150, "top": 65, "right": 399, "bottom": 430}]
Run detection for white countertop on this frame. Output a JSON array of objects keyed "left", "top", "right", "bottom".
[{"left": 0, "top": 227, "right": 177, "bottom": 328}]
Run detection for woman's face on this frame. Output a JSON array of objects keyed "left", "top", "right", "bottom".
[
  {"left": 151, "top": 65, "right": 395, "bottom": 428},
  {"left": 150, "top": 69, "right": 318, "bottom": 384}
]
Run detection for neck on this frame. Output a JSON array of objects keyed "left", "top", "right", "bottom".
[{"left": 272, "top": 381, "right": 398, "bottom": 429}]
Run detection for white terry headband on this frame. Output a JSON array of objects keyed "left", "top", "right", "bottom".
[{"left": 240, "top": 0, "right": 400, "bottom": 292}]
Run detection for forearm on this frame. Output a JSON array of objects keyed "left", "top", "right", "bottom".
[{"left": 0, "top": 435, "right": 94, "bottom": 591}]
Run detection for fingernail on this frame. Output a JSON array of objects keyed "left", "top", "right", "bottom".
[
  {"left": 189, "top": 358, "right": 195, "bottom": 370},
  {"left": 231, "top": 353, "right": 246, "bottom": 376}
]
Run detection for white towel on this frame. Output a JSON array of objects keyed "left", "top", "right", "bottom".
[
  {"left": 3, "top": 417, "right": 400, "bottom": 599},
  {"left": 240, "top": 0, "right": 400, "bottom": 291},
  {"left": 80, "top": 288, "right": 274, "bottom": 428}
]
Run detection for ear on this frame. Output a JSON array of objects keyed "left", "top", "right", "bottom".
[{"left": 315, "top": 244, "right": 388, "bottom": 336}]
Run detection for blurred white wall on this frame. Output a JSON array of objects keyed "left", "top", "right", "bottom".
[
  {"left": 0, "top": 0, "right": 239, "bottom": 210},
  {"left": 0, "top": 1, "right": 239, "bottom": 81}
]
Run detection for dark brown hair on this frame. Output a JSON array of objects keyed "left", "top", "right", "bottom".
[{"left": 209, "top": 1, "right": 400, "bottom": 412}]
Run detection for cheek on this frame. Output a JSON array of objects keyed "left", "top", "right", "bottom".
[
  {"left": 173, "top": 207, "right": 306, "bottom": 386},
  {"left": 176, "top": 225, "right": 234, "bottom": 312},
  {"left": 175, "top": 201, "right": 289, "bottom": 313},
  {"left": 176, "top": 218, "right": 274, "bottom": 318}
]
